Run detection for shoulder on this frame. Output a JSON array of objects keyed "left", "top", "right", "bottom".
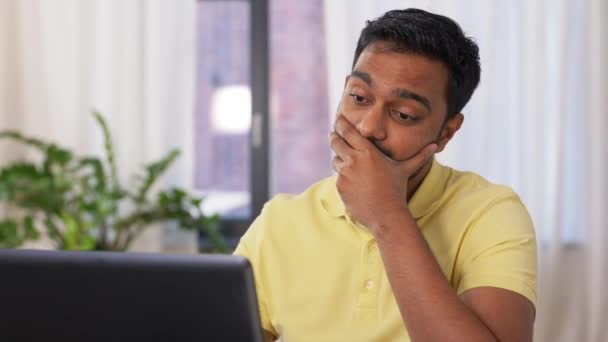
[
  {"left": 442, "top": 169, "right": 538, "bottom": 305},
  {"left": 440, "top": 166, "right": 529, "bottom": 224},
  {"left": 431, "top": 164, "right": 536, "bottom": 249},
  {"left": 446, "top": 167, "right": 517, "bottom": 202}
]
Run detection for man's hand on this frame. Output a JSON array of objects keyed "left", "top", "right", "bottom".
[{"left": 329, "top": 114, "right": 437, "bottom": 233}]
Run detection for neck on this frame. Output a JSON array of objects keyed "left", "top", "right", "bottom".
[{"left": 406, "top": 157, "right": 434, "bottom": 202}]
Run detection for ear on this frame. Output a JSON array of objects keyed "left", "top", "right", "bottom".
[{"left": 435, "top": 113, "right": 464, "bottom": 153}]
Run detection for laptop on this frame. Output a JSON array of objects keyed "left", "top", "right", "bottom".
[{"left": 0, "top": 249, "right": 264, "bottom": 342}]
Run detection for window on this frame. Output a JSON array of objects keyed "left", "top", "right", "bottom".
[{"left": 194, "top": 0, "right": 330, "bottom": 247}]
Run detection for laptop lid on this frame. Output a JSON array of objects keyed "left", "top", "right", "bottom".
[{"left": 0, "top": 249, "right": 263, "bottom": 342}]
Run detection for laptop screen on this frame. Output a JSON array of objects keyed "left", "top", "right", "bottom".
[{"left": 0, "top": 249, "right": 263, "bottom": 342}]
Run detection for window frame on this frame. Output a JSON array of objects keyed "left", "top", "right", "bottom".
[{"left": 196, "top": 0, "right": 270, "bottom": 250}]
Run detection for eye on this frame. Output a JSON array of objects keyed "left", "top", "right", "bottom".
[
  {"left": 349, "top": 93, "right": 367, "bottom": 104},
  {"left": 392, "top": 110, "right": 417, "bottom": 122}
]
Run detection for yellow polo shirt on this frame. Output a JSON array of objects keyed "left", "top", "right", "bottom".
[{"left": 234, "top": 159, "right": 537, "bottom": 341}]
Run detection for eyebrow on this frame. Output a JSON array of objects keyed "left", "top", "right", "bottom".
[{"left": 350, "top": 70, "right": 433, "bottom": 112}]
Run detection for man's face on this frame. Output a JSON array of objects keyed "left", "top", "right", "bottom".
[{"left": 337, "top": 42, "right": 461, "bottom": 162}]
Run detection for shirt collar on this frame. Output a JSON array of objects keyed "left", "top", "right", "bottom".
[
  {"left": 319, "top": 158, "right": 449, "bottom": 220},
  {"left": 319, "top": 176, "right": 346, "bottom": 218}
]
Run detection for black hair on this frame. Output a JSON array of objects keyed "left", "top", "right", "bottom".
[{"left": 353, "top": 8, "right": 481, "bottom": 118}]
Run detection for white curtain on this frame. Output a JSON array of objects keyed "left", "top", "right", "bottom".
[
  {"left": 324, "top": 1, "right": 607, "bottom": 341},
  {"left": 0, "top": 0, "right": 198, "bottom": 253}
]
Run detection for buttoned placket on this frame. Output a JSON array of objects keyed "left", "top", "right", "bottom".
[{"left": 347, "top": 216, "right": 383, "bottom": 324}]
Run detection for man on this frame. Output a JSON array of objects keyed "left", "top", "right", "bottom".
[{"left": 235, "top": 8, "right": 537, "bottom": 342}]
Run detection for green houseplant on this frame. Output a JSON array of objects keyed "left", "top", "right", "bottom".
[{"left": 0, "top": 112, "right": 227, "bottom": 253}]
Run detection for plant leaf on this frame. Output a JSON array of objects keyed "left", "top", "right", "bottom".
[
  {"left": 134, "top": 149, "right": 180, "bottom": 204},
  {"left": 0, "top": 219, "right": 22, "bottom": 248},
  {"left": 92, "top": 111, "right": 120, "bottom": 191},
  {"left": 0, "top": 131, "right": 51, "bottom": 152},
  {"left": 23, "top": 215, "right": 40, "bottom": 240}
]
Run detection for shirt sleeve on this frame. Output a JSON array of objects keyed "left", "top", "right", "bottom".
[
  {"left": 453, "top": 193, "right": 538, "bottom": 307},
  {"left": 233, "top": 208, "right": 278, "bottom": 337}
]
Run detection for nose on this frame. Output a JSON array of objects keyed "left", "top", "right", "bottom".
[{"left": 356, "top": 106, "right": 387, "bottom": 140}]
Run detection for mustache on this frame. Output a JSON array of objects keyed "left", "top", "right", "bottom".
[{"left": 371, "top": 140, "right": 394, "bottom": 159}]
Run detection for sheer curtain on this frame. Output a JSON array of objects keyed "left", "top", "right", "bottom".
[
  {"left": 324, "top": 1, "right": 607, "bottom": 341},
  {"left": 0, "top": 0, "right": 197, "bottom": 253}
]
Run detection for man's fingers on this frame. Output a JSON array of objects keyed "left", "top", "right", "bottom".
[
  {"left": 401, "top": 143, "right": 438, "bottom": 174},
  {"left": 334, "top": 114, "right": 371, "bottom": 151},
  {"left": 329, "top": 131, "right": 353, "bottom": 161},
  {"left": 331, "top": 155, "right": 345, "bottom": 174}
]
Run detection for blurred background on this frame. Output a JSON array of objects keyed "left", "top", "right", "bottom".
[{"left": 0, "top": 0, "right": 606, "bottom": 341}]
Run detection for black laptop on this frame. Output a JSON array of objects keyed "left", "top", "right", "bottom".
[{"left": 0, "top": 249, "right": 263, "bottom": 342}]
